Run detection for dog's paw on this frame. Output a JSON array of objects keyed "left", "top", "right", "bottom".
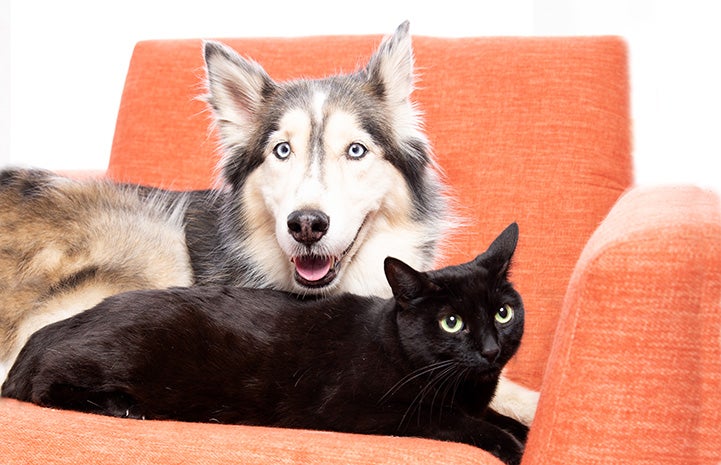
[{"left": 490, "top": 375, "right": 540, "bottom": 427}]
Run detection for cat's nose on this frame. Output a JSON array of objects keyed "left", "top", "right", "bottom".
[
  {"left": 482, "top": 346, "right": 500, "bottom": 363},
  {"left": 481, "top": 335, "right": 500, "bottom": 363}
]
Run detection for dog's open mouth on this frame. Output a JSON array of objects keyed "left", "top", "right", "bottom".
[
  {"left": 291, "top": 255, "right": 339, "bottom": 288},
  {"left": 289, "top": 214, "right": 369, "bottom": 289}
]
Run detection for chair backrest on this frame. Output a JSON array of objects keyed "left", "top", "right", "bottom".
[{"left": 109, "top": 34, "right": 632, "bottom": 389}]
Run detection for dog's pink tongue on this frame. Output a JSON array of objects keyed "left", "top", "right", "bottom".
[{"left": 294, "top": 256, "right": 332, "bottom": 282}]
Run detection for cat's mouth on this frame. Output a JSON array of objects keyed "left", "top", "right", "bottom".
[{"left": 475, "top": 367, "right": 502, "bottom": 380}]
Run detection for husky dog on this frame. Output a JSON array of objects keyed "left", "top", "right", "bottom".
[{"left": 0, "top": 22, "right": 538, "bottom": 425}]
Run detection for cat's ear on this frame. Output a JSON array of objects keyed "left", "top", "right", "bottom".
[
  {"left": 474, "top": 222, "right": 519, "bottom": 277},
  {"left": 384, "top": 257, "right": 435, "bottom": 309}
]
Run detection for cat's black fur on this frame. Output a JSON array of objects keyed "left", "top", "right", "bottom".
[{"left": 2, "top": 223, "right": 527, "bottom": 465}]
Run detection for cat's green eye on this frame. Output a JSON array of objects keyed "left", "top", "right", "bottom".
[
  {"left": 439, "top": 314, "right": 464, "bottom": 334},
  {"left": 495, "top": 304, "right": 514, "bottom": 324}
]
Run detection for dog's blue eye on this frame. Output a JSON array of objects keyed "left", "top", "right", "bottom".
[
  {"left": 347, "top": 142, "right": 367, "bottom": 159},
  {"left": 273, "top": 142, "right": 292, "bottom": 160}
]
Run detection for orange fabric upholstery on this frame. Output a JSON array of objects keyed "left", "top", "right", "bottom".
[
  {"left": 0, "top": 398, "right": 492, "bottom": 465},
  {"left": 527, "top": 186, "right": 721, "bottom": 464},
  {"left": 2, "top": 33, "right": 719, "bottom": 464}
]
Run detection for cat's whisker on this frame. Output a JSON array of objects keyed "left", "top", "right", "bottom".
[
  {"left": 441, "top": 366, "right": 470, "bottom": 419},
  {"left": 383, "top": 361, "right": 457, "bottom": 429},
  {"left": 427, "top": 364, "right": 468, "bottom": 425},
  {"left": 403, "top": 368, "right": 448, "bottom": 425},
  {"left": 426, "top": 364, "right": 459, "bottom": 416},
  {"left": 398, "top": 362, "right": 460, "bottom": 430},
  {"left": 378, "top": 360, "right": 456, "bottom": 405}
]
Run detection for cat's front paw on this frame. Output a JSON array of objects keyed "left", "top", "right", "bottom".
[{"left": 489, "top": 433, "right": 524, "bottom": 465}]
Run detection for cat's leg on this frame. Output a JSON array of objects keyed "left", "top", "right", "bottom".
[
  {"left": 359, "top": 407, "right": 523, "bottom": 464},
  {"left": 4, "top": 338, "right": 144, "bottom": 419},
  {"left": 484, "top": 408, "right": 529, "bottom": 444},
  {"left": 489, "top": 373, "right": 539, "bottom": 427},
  {"left": 37, "top": 382, "right": 142, "bottom": 419},
  {"left": 425, "top": 416, "right": 525, "bottom": 465}
]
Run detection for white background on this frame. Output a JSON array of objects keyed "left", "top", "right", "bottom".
[{"left": 1, "top": 0, "right": 719, "bottom": 191}]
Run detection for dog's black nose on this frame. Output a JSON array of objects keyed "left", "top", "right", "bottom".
[{"left": 287, "top": 209, "right": 330, "bottom": 245}]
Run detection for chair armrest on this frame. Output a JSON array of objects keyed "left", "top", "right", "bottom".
[{"left": 523, "top": 185, "right": 721, "bottom": 464}]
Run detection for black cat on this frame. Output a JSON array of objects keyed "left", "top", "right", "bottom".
[{"left": 2, "top": 223, "right": 527, "bottom": 465}]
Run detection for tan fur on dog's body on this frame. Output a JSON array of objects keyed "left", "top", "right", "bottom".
[{"left": 0, "top": 172, "right": 192, "bottom": 380}]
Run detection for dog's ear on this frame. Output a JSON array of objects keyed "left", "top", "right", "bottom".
[
  {"left": 364, "top": 21, "right": 415, "bottom": 104},
  {"left": 203, "top": 41, "right": 276, "bottom": 139}
]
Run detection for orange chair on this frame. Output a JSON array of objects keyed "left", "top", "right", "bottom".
[{"left": 1, "top": 33, "right": 719, "bottom": 465}]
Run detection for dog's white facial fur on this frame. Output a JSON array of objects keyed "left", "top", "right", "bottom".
[
  {"left": 241, "top": 104, "right": 416, "bottom": 295},
  {"left": 204, "top": 21, "right": 440, "bottom": 296}
]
